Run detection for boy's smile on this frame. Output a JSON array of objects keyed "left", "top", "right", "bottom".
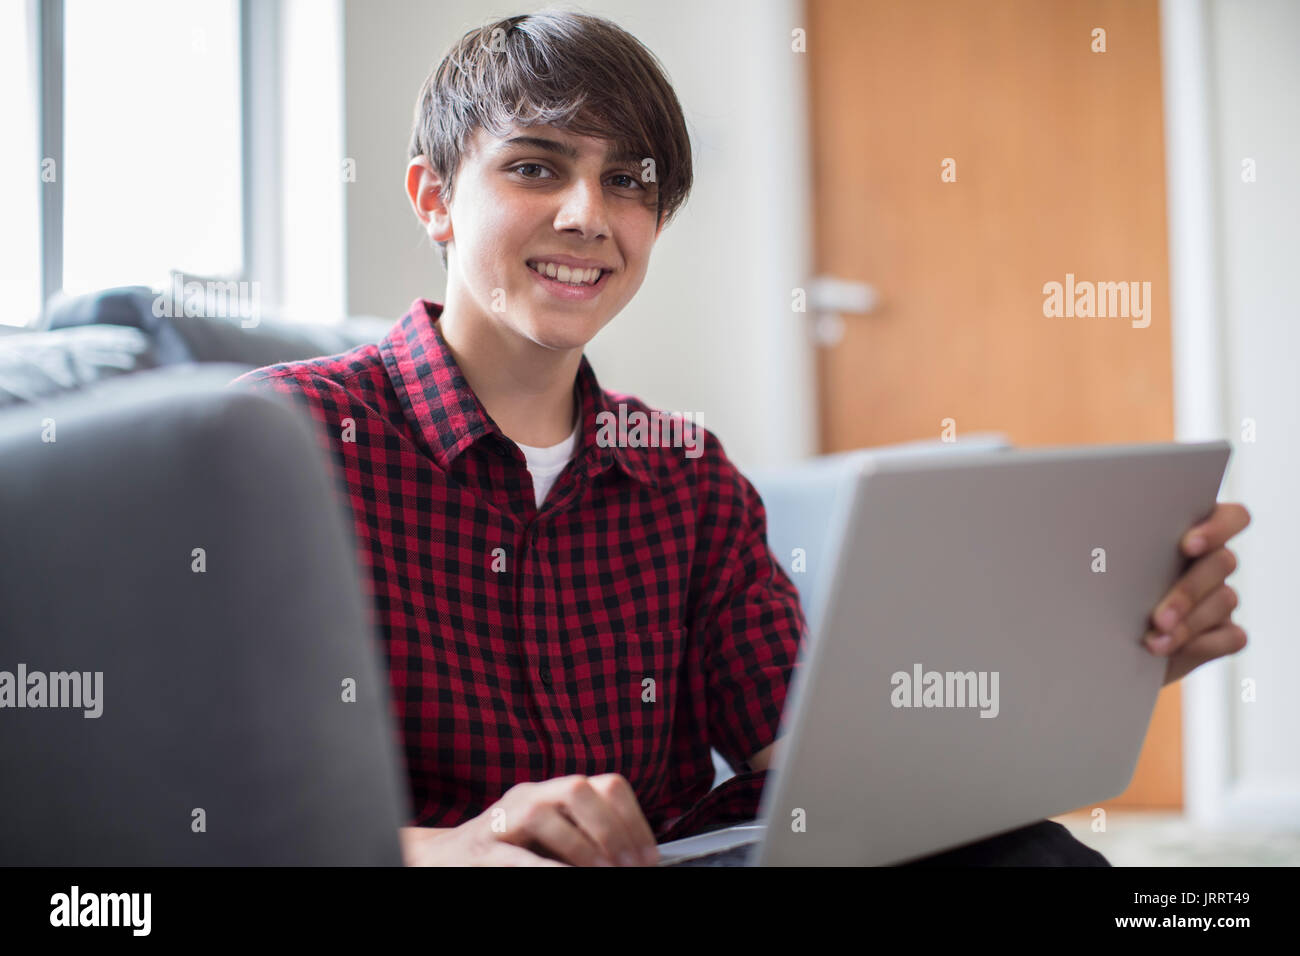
[{"left": 523, "top": 255, "right": 614, "bottom": 301}]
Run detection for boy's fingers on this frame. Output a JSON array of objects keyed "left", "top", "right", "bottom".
[
  {"left": 1163, "top": 624, "right": 1248, "bottom": 685},
  {"left": 1183, "top": 502, "right": 1251, "bottom": 557},
  {"left": 1152, "top": 547, "right": 1238, "bottom": 638},
  {"left": 1145, "top": 583, "right": 1239, "bottom": 656},
  {"left": 521, "top": 803, "right": 608, "bottom": 866},
  {"left": 551, "top": 776, "right": 640, "bottom": 864},
  {"left": 589, "top": 773, "right": 660, "bottom": 863},
  {"left": 1180, "top": 584, "right": 1239, "bottom": 638}
]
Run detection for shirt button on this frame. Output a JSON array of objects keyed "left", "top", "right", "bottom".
[{"left": 539, "top": 665, "right": 552, "bottom": 687}]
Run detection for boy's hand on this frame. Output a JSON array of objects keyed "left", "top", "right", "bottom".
[
  {"left": 401, "top": 773, "right": 660, "bottom": 867},
  {"left": 1144, "top": 502, "right": 1252, "bottom": 685}
]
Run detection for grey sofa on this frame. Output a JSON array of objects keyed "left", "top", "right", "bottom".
[{"left": 0, "top": 286, "right": 393, "bottom": 407}]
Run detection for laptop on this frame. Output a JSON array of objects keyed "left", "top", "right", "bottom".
[
  {"left": 661, "top": 439, "right": 1231, "bottom": 865},
  {"left": 0, "top": 365, "right": 409, "bottom": 864}
]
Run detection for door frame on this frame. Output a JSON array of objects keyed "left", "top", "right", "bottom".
[{"left": 1161, "top": 0, "right": 1284, "bottom": 828}]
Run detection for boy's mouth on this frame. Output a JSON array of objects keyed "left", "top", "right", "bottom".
[{"left": 525, "top": 259, "right": 610, "bottom": 288}]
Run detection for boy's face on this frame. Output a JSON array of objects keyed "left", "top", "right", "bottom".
[{"left": 409, "top": 123, "right": 665, "bottom": 354}]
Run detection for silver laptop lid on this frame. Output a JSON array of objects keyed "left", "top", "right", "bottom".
[
  {"left": 756, "top": 440, "right": 1230, "bottom": 865},
  {"left": 745, "top": 433, "right": 1011, "bottom": 636}
]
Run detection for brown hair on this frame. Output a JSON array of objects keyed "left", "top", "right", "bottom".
[{"left": 408, "top": 10, "right": 694, "bottom": 268}]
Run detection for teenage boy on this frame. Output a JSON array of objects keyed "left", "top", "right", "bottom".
[{"left": 232, "top": 11, "right": 1251, "bottom": 867}]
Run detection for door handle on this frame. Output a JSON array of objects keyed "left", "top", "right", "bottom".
[{"left": 806, "top": 275, "right": 878, "bottom": 346}]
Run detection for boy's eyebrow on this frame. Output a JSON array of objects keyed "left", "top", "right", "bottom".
[
  {"left": 496, "top": 135, "right": 577, "bottom": 159},
  {"left": 495, "top": 135, "right": 643, "bottom": 166}
]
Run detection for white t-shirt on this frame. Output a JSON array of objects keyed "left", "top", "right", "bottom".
[{"left": 512, "top": 416, "right": 581, "bottom": 509}]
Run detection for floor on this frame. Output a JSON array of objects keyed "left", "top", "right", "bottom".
[{"left": 1052, "top": 809, "right": 1300, "bottom": 866}]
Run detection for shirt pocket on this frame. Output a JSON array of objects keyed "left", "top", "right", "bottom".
[{"left": 567, "top": 627, "right": 687, "bottom": 789}]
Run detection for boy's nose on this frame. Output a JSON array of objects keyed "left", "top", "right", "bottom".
[{"left": 554, "top": 181, "right": 611, "bottom": 239}]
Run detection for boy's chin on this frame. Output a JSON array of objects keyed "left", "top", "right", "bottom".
[{"left": 518, "top": 310, "right": 607, "bottom": 352}]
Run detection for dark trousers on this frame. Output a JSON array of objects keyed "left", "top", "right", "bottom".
[{"left": 899, "top": 819, "right": 1110, "bottom": 866}]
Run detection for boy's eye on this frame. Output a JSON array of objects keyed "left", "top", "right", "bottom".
[
  {"left": 512, "top": 163, "right": 553, "bottom": 180},
  {"left": 509, "top": 164, "right": 643, "bottom": 191}
]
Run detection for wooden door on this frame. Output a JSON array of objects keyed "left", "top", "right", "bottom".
[{"left": 806, "top": 0, "right": 1180, "bottom": 808}]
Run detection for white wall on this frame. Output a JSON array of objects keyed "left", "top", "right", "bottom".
[
  {"left": 340, "top": 0, "right": 817, "bottom": 470},
  {"left": 1165, "top": 0, "right": 1300, "bottom": 828}
]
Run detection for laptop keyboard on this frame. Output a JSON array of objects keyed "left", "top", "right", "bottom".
[{"left": 664, "top": 841, "right": 757, "bottom": 867}]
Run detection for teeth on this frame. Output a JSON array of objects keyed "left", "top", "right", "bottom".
[{"left": 528, "top": 261, "right": 603, "bottom": 286}]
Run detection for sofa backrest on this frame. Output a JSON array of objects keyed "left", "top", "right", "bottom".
[{"left": 0, "top": 365, "right": 409, "bottom": 863}]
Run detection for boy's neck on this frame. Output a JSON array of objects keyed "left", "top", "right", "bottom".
[{"left": 435, "top": 296, "right": 581, "bottom": 448}]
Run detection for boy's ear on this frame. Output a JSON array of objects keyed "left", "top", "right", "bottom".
[{"left": 406, "top": 156, "right": 453, "bottom": 244}]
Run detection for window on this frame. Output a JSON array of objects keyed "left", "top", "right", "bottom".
[
  {"left": 0, "top": 0, "right": 43, "bottom": 327},
  {"left": 62, "top": 0, "right": 242, "bottom": 298},
  {"left": 6, "top": 0, "right": 346, "bottom": 328},
  {"left": 278, "top": 0, "right": 345, "bottom": 323}
]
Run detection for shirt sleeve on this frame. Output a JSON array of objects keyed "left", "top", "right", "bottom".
[{"left": 690, "top": 430, "right": 808, "bottom": 774}]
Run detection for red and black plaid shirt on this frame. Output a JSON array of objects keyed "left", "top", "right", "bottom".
[{"left": 230, "top": 299, "right": 805, "bottom": 841}]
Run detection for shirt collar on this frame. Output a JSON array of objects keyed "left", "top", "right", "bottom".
[{"left": 380, "top": 299, "right": 658, "bottom": 489}]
